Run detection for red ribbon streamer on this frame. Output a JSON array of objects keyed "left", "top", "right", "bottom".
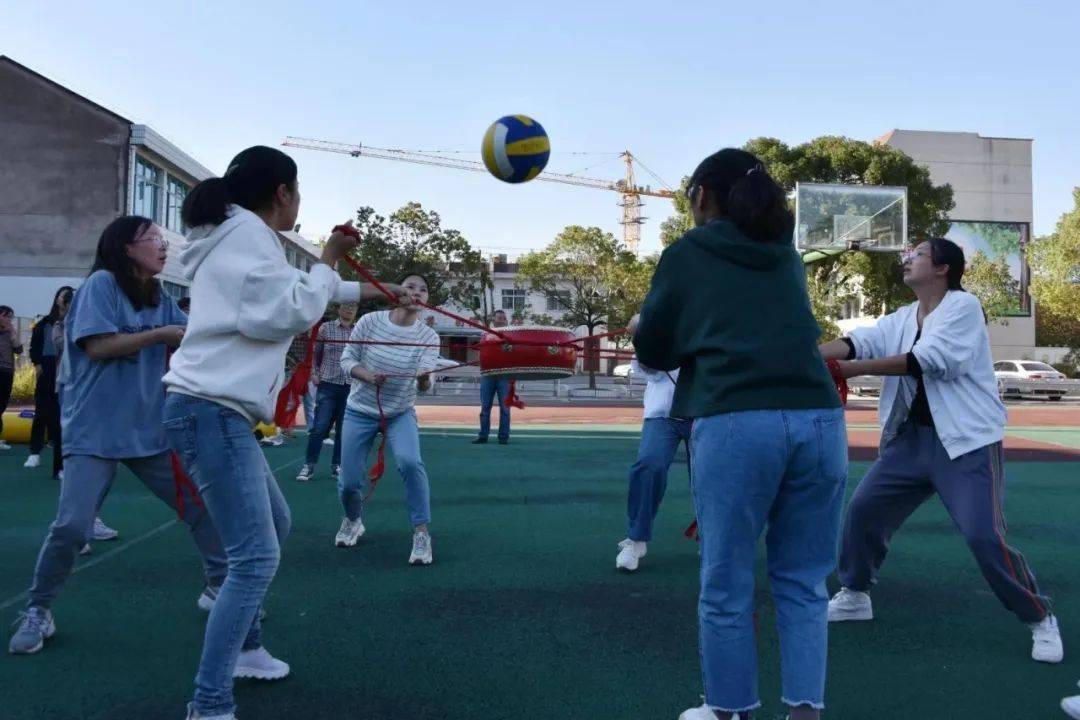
[{"left": 826, "top": 359, "right": 849, "bottom": 407}]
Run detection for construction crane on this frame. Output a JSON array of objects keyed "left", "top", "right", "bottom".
[{"left": 282, "top": 136, "right": 677, "bottom": 255}]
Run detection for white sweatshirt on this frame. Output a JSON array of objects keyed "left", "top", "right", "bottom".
[
  {"left": 631, "top": 357, "right": 680, "bottom": 419},
  {"left": 847, "top": 290, "right": 1006, "bottom": 459},
  {"left": 164, "top": 206, "right": 362, "bottom": 423}
]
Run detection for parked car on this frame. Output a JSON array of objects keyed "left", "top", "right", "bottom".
[
  {"left": 993, "top": 360, "right": 1079, "bottom": 401},
  {"left": 612, "top": 363, "right": 632, "bottom": 378}
]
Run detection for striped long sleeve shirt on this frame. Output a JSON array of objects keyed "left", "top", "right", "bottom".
[{"left": 340, "top": 311, "right": 440, "bottom": 418}]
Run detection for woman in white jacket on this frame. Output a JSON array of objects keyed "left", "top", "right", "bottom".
[
  {"left": 162, "top": 146, "right": 405, "bottom": 720},
  {"left": 819, "top": 237, "right": 1061, "bottom": 665}
]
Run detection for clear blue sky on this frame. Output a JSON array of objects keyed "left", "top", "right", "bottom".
[{"left": 4, "top": 1, "right": 1077, "bottom": 256}]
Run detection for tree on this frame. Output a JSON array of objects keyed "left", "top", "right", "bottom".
[
  {"left": 347, "top": 202, "right": 492, "bottom": 320},
  {"left": 658, "top": 136, "right": 956, "bottom": 330},
  {"left": 517, "top": 226, "right": 654, "bottom": 388},
  {"left": 1030, "top": 188, "right": 1080, "bottom": 347},
  {"left": 964, "top": 251, "right": 1019, "bottom": 320}
]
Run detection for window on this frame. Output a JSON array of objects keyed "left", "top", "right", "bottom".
[
  {"left": 161, "top": 281, "right": 189, "bottom": 299},
  {"left": 133, "top": 157, "right": 163, "bottom": 222},
  {"left": 546, "top": 290, "right": 571, "bottom": 312},
  {"left": 501, "top": 288, "right": 526, "bottom": 312},
  {"left": 166, "top": 176, "right": 191, "bottom": 233},
  {"left": 1021, "top": 362, "right": 1057, "bottom": 372}
]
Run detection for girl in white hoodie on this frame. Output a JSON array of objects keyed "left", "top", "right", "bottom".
[{"left": 162, "top": 146, "right": 405, "bottom": 720}]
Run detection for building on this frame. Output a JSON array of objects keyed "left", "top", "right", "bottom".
[
  {"left": 838, "top": 129, "right": 1037, "bottom": 359},
  {"left": 0, "top": 55, "right": 318, "bottom": 322}
]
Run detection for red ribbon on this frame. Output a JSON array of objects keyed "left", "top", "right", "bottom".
[
  {"left": 826, "top": 359, "right": 849, "bottom": 407},
  {"left": 504, "top": 380, "right": 526, "bottom": 409},
  {"left": 273, "top": 321, "right": 323, "bottom": 428},
  {"left": 165, "top": 349, "right": 204, "bottom": 520}
]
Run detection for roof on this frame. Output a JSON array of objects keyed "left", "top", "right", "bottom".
[
  {"left": 0, "top": 55, "right": 131, "bottom": 125},
  {"left": 131, "top": 125, "right": 214, "bottom": 182},
  {"left": 879, "top": 128, "right": 1034, "bottom": 143}
]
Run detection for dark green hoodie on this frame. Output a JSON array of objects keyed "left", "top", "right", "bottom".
[{"left": 634, "top": 219, "right": 840, "bottom": 419}]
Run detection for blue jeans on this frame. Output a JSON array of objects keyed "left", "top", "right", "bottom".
[
  {"left": 478, "top": 376, "right": 511, "bottom": 442},
  {"left": 692, "top": 408, "right": 847, "bottom": 713},
  {"left": 305, "top": 382, "right": 349, "bottom": 465},
  {"left": 339, "top": 406, "right": 431, "bottom": 527},
  {"left": 627, "top": 417, "right": 692, "bottom": 541},
  {"left": 163, "top": 394, "right": 292, "bottom": 717}
]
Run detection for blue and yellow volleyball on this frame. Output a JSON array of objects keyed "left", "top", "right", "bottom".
[{"left": 481, "top": 115, "right": 550, "bottom": 184}]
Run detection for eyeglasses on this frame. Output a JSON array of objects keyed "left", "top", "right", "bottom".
[
  {"left": 132, "top": 235, "right": 169, "bottom": 251},
  {"left": 900, "top": 249, "right": 929, "bottom": 264}
]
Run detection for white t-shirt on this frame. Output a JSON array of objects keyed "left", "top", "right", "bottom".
[
  {"left": 631, "top": 357, "right": 680, "bottom": 419},
  {"left": 340, "top": 311, "right": 440, "bottom": 417}
]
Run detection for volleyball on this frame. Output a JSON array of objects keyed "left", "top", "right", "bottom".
[{"left": 481, "top": 115, "right": 550, "bottom": 183}]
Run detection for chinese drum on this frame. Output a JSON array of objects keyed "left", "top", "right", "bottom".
[{"left": 478, "top": 326, "right": 577, "bottom": 380}]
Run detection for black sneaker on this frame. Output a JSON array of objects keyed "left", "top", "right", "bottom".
[{"left": 471, "top": 438, "right": 488, "bottom": 444}]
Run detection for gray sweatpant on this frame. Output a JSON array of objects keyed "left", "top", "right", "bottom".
[
  {"left": 838, "top": 422, "right": 1051, "bottom": 624},
  {"left": 28, "top": 452, "right": 228, "bottom": 608}
]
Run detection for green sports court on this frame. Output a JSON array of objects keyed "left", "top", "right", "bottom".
[{"left": 1, "top": 409, "right": 1079, "bottom": 719}]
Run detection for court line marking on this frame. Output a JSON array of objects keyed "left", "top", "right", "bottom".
[{"left": 0, "top": 456, "right": 304, "bottom": 615}]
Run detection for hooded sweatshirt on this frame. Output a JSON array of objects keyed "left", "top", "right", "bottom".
[
  {"left": 634, "top": 218, "right": 840, "bottom": 419},
  {"left": 163, "top": 206, "right": 362, "bottom": 423}
]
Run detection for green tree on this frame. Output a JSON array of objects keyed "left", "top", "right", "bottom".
[
  {"left": 964, "top": 251, "right": 1020, "bottom": 320},
  {"left": 658, "top": 136, "right": 956, "bottom": 328},
  {"left": 517, "top": 226, "right": 653, "bottom": 388},
  {"left": 347, "top": 202, "right": 492, "bottom": 320},
  {"left": 1030, "top": 188, "right": 1080, "bottom": 347}
]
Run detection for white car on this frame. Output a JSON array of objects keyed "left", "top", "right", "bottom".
[
  {"left": 612, "top": 363, "right": 632, "bottom": 378},
  {"left": 993, "top": 360, "right": 1076, "bottom": 401}
]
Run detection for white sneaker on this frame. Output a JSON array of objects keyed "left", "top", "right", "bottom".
[
  {"left": 828, "top": 588, "right": 873, "bottom": 622},
  {"left": 0, "top": 440, "right": 11, "bottom": 451},
  {"left": 185, "top": 702, "right": 236, "bottom": 720},
  {"left": 1063, "top": 694, "right": 1080, "bottom": 719},
  {"left": 616, "top": 539, "right": 647, "bottom": 571},
  {"left": 679, "top": 704, "right": 741, "bottom": 719},
  {"left": 334, "top": 517, "right": 365, "bottom": 547},
  {"left": 409, "top": 531, "right": 433, "bottom": 565},
  {"left": 55, "top": 470, "right": 64, "bottom": 481},
  {"left": 1031, "top": 614, "right": 1064, "bottom": 663},
  {"left": 233, "top": 646, "right": 289, "bottom": 680},
  {"left": 92, "top": 517, "right": 118, "bottom": 541},
  {"left": 23, "top": 454, "right": 41, "bottom": 468},
  {"left": 323, "top": 437, "right": 334, "bottom": 446},
  {"left": 296, "top": 464, "right": 315, "bottom": 483},
  {"left": 196, "top": 585, "right": 267, "bottom": 620},
  {"left": 260, "top": 433, "right": 285, "bottom": 447},
  {"left": 79, "top": 543, "right": 91, "bottom": 556}
]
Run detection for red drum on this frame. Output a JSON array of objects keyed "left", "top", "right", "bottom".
[{"left": 478, "top": 326, "right": 577, "bottom": 380}]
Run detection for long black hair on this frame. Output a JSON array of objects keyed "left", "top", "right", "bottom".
[
  {"left": 182, "top": 146, "right": 298, "bottom": 227},
  {"left": 689, "top": 148, "right": 792, "bottom": 244},
  {"left": 90, "top": 216, "right": 161, "bottom": 310},
  {"left": 41, "top": 286, "right": 75, "bottom": 324},
  {"left": 925, "top": 237, "right": 966, "bottom": 290}
]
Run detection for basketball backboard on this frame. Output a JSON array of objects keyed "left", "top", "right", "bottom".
[{"left": 794, "top": 183, "right": 907, "bottom": 253}]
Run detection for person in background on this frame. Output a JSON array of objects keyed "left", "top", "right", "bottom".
[
  {"left": 297, "top": 302, "right": 357, "bottom": 482},
  {"left": 26, "top": 287, "right": 73, "bottom": 477},
  {"left": 473, "top": 309, "right": 512, "bottom": 445},
  {"left": 50, "top": 286, "right": 120, "bottom": 553},
  {"left": 614, "top": 313, "right": 688, "bottom": 572},
  {"left": 177, "top": 297, "right": 191, "bottom": 314},
  {"left": 0, "top": 304, "right": 24, "bottom": 451}
]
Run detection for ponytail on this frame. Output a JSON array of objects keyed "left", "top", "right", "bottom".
[
  {"left": 182, "top": 145, "right": 298, "bottom": 228},
  {"left": 690, "top": 148, "right": 792, "bottom": 244}
]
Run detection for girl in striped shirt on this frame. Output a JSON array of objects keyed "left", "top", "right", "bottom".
[{"left": 335, "top": 273, "right": 440, "bottom": 564}]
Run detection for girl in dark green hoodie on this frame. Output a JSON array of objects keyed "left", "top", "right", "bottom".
[{"left": 635, "top": 149, "right": 846, "bottom": 720}]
